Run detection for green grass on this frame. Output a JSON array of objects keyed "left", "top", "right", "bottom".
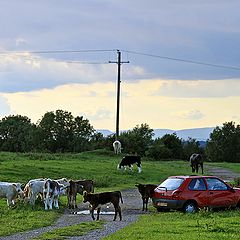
[
  {"left": 0, "top": 201, "right": 60, "bottom": 236},
  {"left": 104, "top": 210, "right": 240, "bottom": 240},
  {"left": 206, "top": 162, "right": 240, "bottom": 174},
  {"left": 0, "top": 150, "right": 240, "bottom": 238},
  {"left": 33, "top": 221, "right": 104, "bottom": 240}
]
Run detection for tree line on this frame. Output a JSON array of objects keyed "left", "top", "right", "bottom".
[{"left": 0, "top": 109, "right": 239, "bottom": 162}]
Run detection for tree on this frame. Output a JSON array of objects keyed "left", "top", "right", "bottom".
[
  {"left": 182, "top": 138, "right": 202, "bottom": 160},
  {"left": 147, "top": 138, "right": 172, "bottom": 160},
  {"left": 206, "top": 122, "right": 240, "bottom": 162},
  {"left": 161, "top": 133, "right": 183, "bottom": 159},
  {"left": 37, "top": 110, "right": 96, "bottom": 152},
  {"left": 0, "top": 115, "right": 37, "bottom": 152},
  {"left": 120, "top": 123, "right": 154, "bottom": 156},
  {"left": 72, "top": 116, "right": 95, "bottom": 152}
]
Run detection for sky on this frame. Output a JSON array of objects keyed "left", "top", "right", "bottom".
[{"left": 0, "top": 0, "right": 240, "bottom": 131}]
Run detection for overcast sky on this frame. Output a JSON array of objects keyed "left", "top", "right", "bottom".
[{"left": 0, "top": 0, "right": 240, "bottom": 131}]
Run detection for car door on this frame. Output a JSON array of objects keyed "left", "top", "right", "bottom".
[
  {"left": 205, "top": 177, "right": 237, "bottom": 208},
  {"left": 187, "top": 178, "right": 208, "bottom": 207}
]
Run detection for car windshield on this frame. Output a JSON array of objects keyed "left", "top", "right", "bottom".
[{"left": 158, "top": 178, "right": 184, "bottom": 191}]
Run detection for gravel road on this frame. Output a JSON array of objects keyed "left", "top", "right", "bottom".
[{"left": 0, "top": 188, "right": 145, "bottom": 240}]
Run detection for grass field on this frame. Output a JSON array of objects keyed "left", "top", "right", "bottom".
[{"left": 0, "top": 150, "right": 240, "bottom": 238}]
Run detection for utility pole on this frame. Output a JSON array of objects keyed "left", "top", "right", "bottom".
[{"left": 109, "top": 50, "right": 129, "bottom": 140}]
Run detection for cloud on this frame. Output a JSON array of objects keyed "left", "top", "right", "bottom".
[
  {"left": 177, "top": 110, "right": 205, "bottom": 120},
  {"left": 152, "top": 79, "right": 240, "bottom": 98},
  {"left": 0, "top": 95, "right": 11, "bottom": 117},
  {"left": 0, "top": 0, "right": 240, "bottom": 94}
]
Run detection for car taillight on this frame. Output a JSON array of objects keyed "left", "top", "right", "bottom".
[{"left": 172, "top": 190, "right": 182, "bottom": 198}]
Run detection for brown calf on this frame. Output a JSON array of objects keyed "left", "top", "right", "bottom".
[
  {"left": 83, "top": 191, "right": 123, "bottom": 221},
  {"left": 67, "top": 179, "right": 94, "bottom": 209},
  {"left": 135, "top": 183, "right": 157, "bottom": 211}
]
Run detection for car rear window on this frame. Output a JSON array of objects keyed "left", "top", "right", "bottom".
[{"left": 157, "top": 178, "right": 184, "bottom": 191}]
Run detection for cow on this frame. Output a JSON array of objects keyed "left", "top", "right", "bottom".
[
  {"left": 118, "top": 155, "right": 142, "bottom": 173},
  {"left": 0, "top": 182, "right": 24, "bottom": 206},
  {"left": 23, "top": 178, "right": 45, "bottom": 205},
  {"left": 43, "top": 179, "right": 67, "bottom": 210},
  {"left": 83, "top": 191, "right": 123, "bottom": 221},
  {"left": 135, "top": 183, "right": 158, "bottom": 211},
  {"left": 113, "top": 140, "right": 121, "bottom": 154},
  {"left": 190, "top": 153, "right": 204, "bottom": 174},
  {"left": 24, "top": 178, "right": 69, "bottom": 206},
  {"left": 67, "top": 179, "right": 94, "bottom": 209}
]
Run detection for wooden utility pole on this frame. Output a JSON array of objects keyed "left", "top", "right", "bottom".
[{"left": 109, "top": 50, "right": 129, "bottom": 140}]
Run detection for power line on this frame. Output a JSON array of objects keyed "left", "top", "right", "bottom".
[
  {"left": 0, "top": 49, "right": 116, "bottom": 55},
  {"left": 121, "top": 49, "right": 240, "bottom": 71},
  {"left": 1, "top": 48, "right": 240, "bottom": 71}
]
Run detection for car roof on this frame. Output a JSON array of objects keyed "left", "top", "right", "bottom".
[{"left": 168, "top": 175, "right": 221, "bottom": 180}]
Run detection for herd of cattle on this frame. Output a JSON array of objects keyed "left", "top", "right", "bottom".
[{"left": 0, "top": 153, "right": 203, "bottom": 221}]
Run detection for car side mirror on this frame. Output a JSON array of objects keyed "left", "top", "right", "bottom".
[{"left": 229, "top": 188, "right": 235, "bottom": 193}]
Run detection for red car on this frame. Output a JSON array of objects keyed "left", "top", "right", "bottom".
[{"left": 152, "top": 175, "right": 240, "bottom": 213}]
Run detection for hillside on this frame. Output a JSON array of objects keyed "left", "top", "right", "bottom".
[{"left": 97, "top": 127, "right": 215, "bottom": 141}]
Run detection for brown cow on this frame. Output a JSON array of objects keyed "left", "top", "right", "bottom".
[
  {"left": 135, "top": 183, "right": 157, "bottom": 211},
  {"left": 83, "top": 191, "right": 123, "bottom": 221},
  {"left": 67, "top": 179, "right": 94, "bottom": 209}
]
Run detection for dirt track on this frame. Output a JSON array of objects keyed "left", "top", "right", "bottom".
[{"left": 1, "top": 165, "right": 239, "bottom": 240}]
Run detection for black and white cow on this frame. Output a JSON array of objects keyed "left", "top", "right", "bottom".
[
  {"left": 117, "top": 155, "right": 142, "bottom": 173},
  {"left": 43, "top": 179, "right": 67, "bottom": 210},
  {"left": 190, "top": 153, "right": 203, "bottom": 174}
]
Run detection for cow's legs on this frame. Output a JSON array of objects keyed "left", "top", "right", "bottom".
[
  {"left": 196, "top": 164, "right": 199, "bottom": 174},
  {"left": 90, "top": 206, "right": 96, "bottom": 220},
  {"left": 145, "top": 197, "right": 149, "bottom": 211},
  {"left": 142, "top": 198, "right": 146, "bottom": 211},
  {"left": 53, "top": 197, "right": 59, "bottom": 209},
  {"left": 97, "top": 207, "right": 101, "bottom": 220},
  {"left": 200, "top": 163, "right": 204, "bottom": 174}
]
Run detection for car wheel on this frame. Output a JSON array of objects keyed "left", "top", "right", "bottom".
[{"left": 183, "top": 201, "right": 198, "bottom": 213}]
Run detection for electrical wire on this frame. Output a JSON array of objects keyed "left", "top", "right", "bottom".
[{"left": 121, "top": 49, "right": 240, "bottom": 71}]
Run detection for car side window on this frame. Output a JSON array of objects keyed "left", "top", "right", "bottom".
[
  {"left": 188, "top": 178, "right": 206, "bottom": 191},
  {"left": 206, "top": 178, "right": 228, "bottom": 190}
]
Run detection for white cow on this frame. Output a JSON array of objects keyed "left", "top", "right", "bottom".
[
  {"left": 43, "top": 179, "right": 67, "bottom": 210},
  {"left": 24, "top": 179, "right": 45, "bottom": 205},
  {"left": 0, "top": 182, "right": 24, "bottom": 206},
  {"left": 113, "top": 140, "right": 122, "bottom": 154}
]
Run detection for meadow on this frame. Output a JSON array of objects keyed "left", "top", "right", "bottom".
[{"left": 0, "top": 150, "right": 240, "bottom": 239}]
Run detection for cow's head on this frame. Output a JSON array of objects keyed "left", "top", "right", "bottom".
[
  {"left": 13, "top": 183, "right": 24, "bottom": 199},
  {"left": 117, "top": 164, "right": 124, "bottom": 170},
  {"left": 77, "top": 185, "right": 84, "bottom": 195},
  {"left": 83, "top": 191, "right": 90, "bottom": 203}
]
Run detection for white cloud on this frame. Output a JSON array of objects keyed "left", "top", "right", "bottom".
[
  {"left": 2, "top": 80, "right": 240, "bottom": 130},
  {"left": 153, "top": 79, "right": 240, "bottom": 98},
  {"left": 177, "top": 110, "right": 205, "bottom": 120}
]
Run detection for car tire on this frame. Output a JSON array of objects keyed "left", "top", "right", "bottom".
[{"left": 183, "top": 201, "right": 198, "bottom": 213}]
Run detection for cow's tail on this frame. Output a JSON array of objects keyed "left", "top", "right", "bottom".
[{"left": 118, "top": 191, "right": 123, "bottom": 204}]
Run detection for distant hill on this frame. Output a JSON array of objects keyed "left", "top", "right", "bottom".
[{"left": 97, "top": 127, "right": 215, "bottom": 141}]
